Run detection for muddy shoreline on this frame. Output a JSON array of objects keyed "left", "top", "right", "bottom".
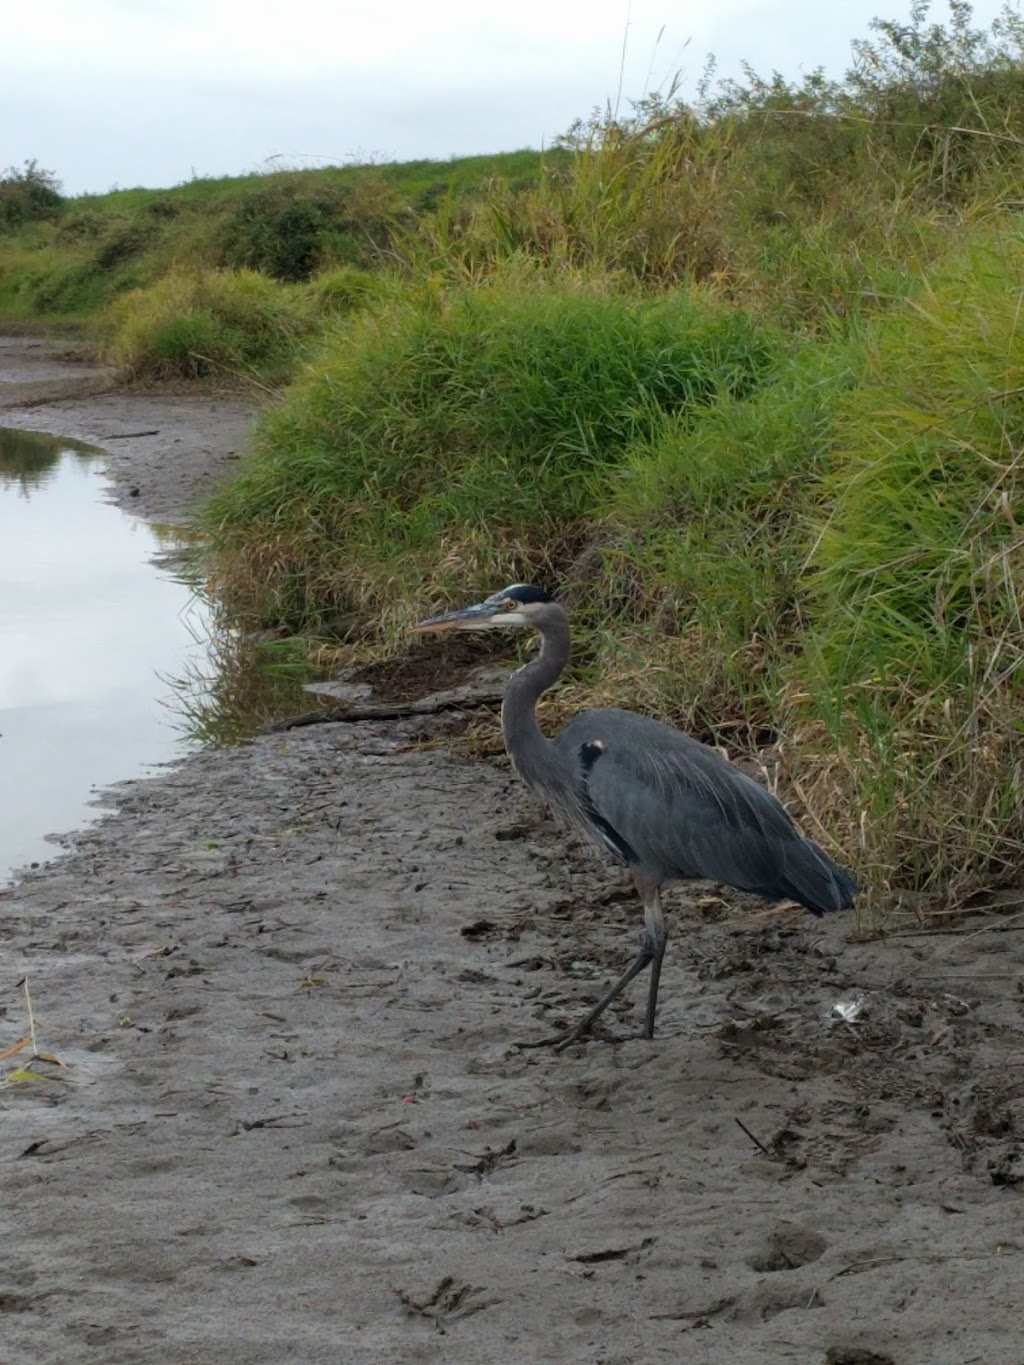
[
  {"left": 2, "top": 338, "right": 1023, "bottom": 1364},
  {"left": 0, "top": 334, "right": 258, "bottom": 524}
]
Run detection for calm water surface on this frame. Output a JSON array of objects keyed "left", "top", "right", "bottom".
[{"left": 0, "top": 427, "right": 211, "bottom": 881}]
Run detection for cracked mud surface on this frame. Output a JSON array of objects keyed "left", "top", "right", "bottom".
[{"left": 2, "top": 338, "right": 1024, "bottom": 1364}]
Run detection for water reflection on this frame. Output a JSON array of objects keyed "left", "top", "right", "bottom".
[
  {"left": 0, "top": 426, "right": 213, "bottom": 881},
  {"left": 0, "top": 426, "right": 96, "bottom": 494},
  {"left": 0, "top": 425, "right": 328, "bottom": 883},
  {"left": 164, "top": 603, "right": 323, "bottom": 747}
]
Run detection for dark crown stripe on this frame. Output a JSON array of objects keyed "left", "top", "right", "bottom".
[{"left": 502, "top": 584, "right": 553, "bottom": 604}]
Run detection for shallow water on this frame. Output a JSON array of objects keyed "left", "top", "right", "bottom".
[{"left": 0, "top": 426, "right": 211, "bottom": 881}]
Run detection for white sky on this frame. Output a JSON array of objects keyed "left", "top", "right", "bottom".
[{"left": 3, "top": 1, "right": 1018, "bottom": 196}]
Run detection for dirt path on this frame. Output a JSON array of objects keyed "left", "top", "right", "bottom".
[{"left": 2, "top": 339, "right": 1023, "bottom": 1365}]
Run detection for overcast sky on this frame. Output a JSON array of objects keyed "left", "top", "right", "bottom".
[{"left": 3, "top": 1, "right": 1018, "bottom": 197}]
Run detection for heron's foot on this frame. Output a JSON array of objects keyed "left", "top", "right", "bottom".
[
  {"left": 515, "top": 1033, "right": 567, "bottom": 1051},
  {"left": 553, "top": 1024, "right": 590, "bottom": 1053},
  {"left": 517, "top": 921, "right": 666, "bottom": 1052},
  {"left": 554, "top": 1025, "right": 653, "bottom": 1052},
  {"left": 516, "top": 1022, "right": 651, "bottom": 1052}
]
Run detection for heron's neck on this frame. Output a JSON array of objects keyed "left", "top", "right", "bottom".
[{"left": 501, "top": 611, "right": 570, "bottom": 777}]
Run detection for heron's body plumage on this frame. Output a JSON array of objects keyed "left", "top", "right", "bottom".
[{"left": 554, "top": 707, "right": 855, "bottom": 916}]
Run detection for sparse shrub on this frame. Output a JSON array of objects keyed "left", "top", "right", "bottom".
[
  {"left": 0, "top": 160, "right": 62, "bottom": 229},
  {"left": 55, "top": 211, "right": 104, "bottom": 242},
  {"left": 219, "top": 175, "right": 401, "bottom": 281},
  {"left": 224, "top": 193, "right": 330, "bottom": 281},
  {"left": 403, "top": 111, "right": 731, "bottom": 288},
  {"left": 94, "top": 222, "right": 157, "bottom": 270},
  {"left": 845, "top": 0, "right": 1024, "bottom": 198},
  {"left": 708, "top": 0, "right": 1024, "bottom": 236},
  {"left": 146, "top": 196, "right": 181, "bottom": 220}
]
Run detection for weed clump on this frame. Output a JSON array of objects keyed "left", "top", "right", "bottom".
[
  {"left": 94, "top": 222, "right": 158, "bottom": 270},
  {"left": 310, "top": 266, "right": 385, "bottom": 316},
  {"left": 102, "top": 267, "right": 314, "bottom": 382}
]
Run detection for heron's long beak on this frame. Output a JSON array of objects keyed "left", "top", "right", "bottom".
[{"left": 410, "top": 600, "right": 498, "bottom": 633}]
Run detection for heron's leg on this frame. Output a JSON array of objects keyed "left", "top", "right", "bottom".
[
  {"left": 641, "top": 886, "right": 668, "bottom": 1041},
  {"left": 554, "top": 875, "right": 667, "bottom": 1050},
  {"left": 553, "top": 936, "right": 657, "bottom": 1050}
]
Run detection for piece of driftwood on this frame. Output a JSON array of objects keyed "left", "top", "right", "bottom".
[{"left": 261, "top": 683, "right": 505, "bottom": 733}]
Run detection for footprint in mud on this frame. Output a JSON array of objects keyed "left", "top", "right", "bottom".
[
  {"left": 556, "top": 1073, "right": 627, "bottom": 1113},
  {"left": 287, "top": 1194, "right": 336, "bottom": 1214},
  {"left": 746, "top": 1221, "right": 827, "bottom": 1272},
  {"left": 359, "top": 1124, "right": 420, "bottom": 1155},
  {"left": 726, "top": 1224, "right": 830, "bottom": 1327},
  {"left": 515, "top": 1123, "right": 582, "bottom": 1157},
  {"left": 0, "top": 1293, "right": 39, "bottom": 1314},
  {"left": 465, "top": 1044, "right": 530, "bottom": 1076},
  {"left": 399, "top": 1167, "right": 467, "bottom": 1197},
  {"left": 728, "top": 1280, "right": 827, "bottom": 1325},
  {"left": 396, "top": 1275, "right": 500, "bottom": 1326}
]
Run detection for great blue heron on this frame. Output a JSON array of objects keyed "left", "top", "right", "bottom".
[{"left": 413, "top": 584, "right": 856, "bottom": 1046}]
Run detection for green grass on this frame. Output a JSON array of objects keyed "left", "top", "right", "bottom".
[
  {"left": 73, "top": 149, "right": 564, "bottom": 217},
  {"left": 0, "top": 239, "right": 148, "bottom": 321},
  {"left": 199, "top": 276, "right": 776, "bottom": 630},
  {"left": 793, "top": 229, "right": 1024, "bottom": 903},
  {"left": 0, "top": 151, "right": 563, "bottom": 334},
  {"left": 587, "top": 340, "right": 861, "bottom": 735}
]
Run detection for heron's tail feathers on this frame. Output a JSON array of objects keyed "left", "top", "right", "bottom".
[{"left": 773, "top": 838, "right": 857, "bottom": 917}]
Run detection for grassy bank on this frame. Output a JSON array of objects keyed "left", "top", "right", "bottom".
[
  {"left": 7, "top": 2, "right": 1024, "bottom": 917},
  {"left": 199, "top": 277, "right": 777, "bottom": 625},
  {"left": 0, "top": 150, "right": 558, "bottom": 336},
  {"left": 201, "top": 226, "right": 1024, "bottom": 910}
]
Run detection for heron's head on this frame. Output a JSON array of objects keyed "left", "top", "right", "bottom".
[{"left": 411, "top": 584, "right": 556, "bottom": 634}]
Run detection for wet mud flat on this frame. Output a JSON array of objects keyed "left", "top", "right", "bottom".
[{"left": 2, "top": 338, "right": 1024, "bottom": 1364}]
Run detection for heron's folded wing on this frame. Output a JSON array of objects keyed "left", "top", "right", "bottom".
[{"left": 560, "top": 709, "right": 847, "bottom": 910}]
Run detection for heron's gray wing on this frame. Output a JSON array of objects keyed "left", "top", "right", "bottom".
[{"left": 556, "top": 708, "right": 853, "bottom": 913}]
